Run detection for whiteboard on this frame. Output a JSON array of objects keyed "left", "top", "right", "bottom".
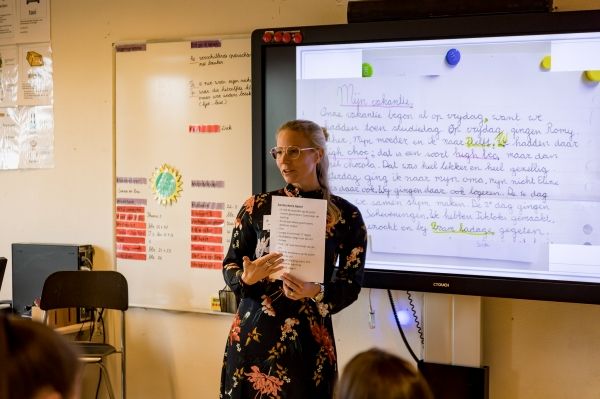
[{"left": 114, "top": 36, "right": 251, "bottom": 312}]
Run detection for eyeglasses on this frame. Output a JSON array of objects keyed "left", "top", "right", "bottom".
[{"left": 269, "top": 146, "right": 317, "bottom": 160}]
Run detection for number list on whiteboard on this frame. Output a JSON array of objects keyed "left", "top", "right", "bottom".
[{"left": 115, "top": 37, "right": 251, "bottom": 311}]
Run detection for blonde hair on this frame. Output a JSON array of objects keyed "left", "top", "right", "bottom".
[{"left": 277, "top": 119, "right": 341, "bottom": 225}]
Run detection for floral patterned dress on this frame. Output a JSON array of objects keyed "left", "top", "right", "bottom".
[{"left": 220, "top": 184, "right": 367, "bottom": 399}]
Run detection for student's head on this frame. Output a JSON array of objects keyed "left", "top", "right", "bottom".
[
  {"left": 337, "top": 348, "right": 434, "bottom": 399},
  {"left": 0, "top": 314, "right": 82, "bottom": 399}
]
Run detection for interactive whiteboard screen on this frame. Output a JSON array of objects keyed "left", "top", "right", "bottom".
[{"left": 252, "top": 11, "right": 600, "bottom": 303}]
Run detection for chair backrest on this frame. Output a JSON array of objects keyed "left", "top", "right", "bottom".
[
  {"left": 40, "top": 270, "right": 128, "bottom": 311},
  {"left": 0, "top": 257, "right": 6, "bottom": 290}
]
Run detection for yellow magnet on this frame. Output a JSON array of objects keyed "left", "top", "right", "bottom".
[
  {"left": 540, "top": 55, "right": 551, "bottom": 70},
  {"left": 584, "top": 70, "right": 600, "bottom": 82}
]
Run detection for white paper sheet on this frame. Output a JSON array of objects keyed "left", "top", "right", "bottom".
[{"left": 269, "top": 195, "right": 327, "bottom": 283}]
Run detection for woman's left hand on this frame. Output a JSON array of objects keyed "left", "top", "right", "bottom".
[{"left": 281, "top": 273, "right": 321, "bottom": 301}]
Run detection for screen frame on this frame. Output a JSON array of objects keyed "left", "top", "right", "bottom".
[{"left": 251, "top": 10, "right": 600, "bottom": 304}]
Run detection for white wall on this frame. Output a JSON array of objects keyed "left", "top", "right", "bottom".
[{"left": 2, "top": 0, "right": 600, "bottom": 398}]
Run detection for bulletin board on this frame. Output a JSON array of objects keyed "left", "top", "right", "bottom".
[{"left": 114, "top": 36, "right": 251, "bottom": 312}]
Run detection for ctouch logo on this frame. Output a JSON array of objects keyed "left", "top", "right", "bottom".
[{"left": 433, "top": 282, "right": 450, "bottom": 288}]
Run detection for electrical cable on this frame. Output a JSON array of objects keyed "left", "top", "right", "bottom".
[
  {"left": 368, "top": 288, "right": 375, "bottom": 329},
  {"left": 407, "top": 291, "right": 424, "bottom": 346},
  {"left": 387, "top": 289, "right": 420, "bottom": 364},
  {"left": 98, "top": 308, "right": 106, "bottom": 344},
  {"left": 94, "top": 370, "right": 102, "bottom": 399},
  {"left": 80, "top": 256, "right": 93, "bottom": 271},
  {"left": 88, "top": 308, "right": 96, "bottom": 341},
  {"left": 94, "top": 308, "right": 106, "bottom": 399},
  {"left": 75, "top": 316, "right": 87, "bottom": 340}
]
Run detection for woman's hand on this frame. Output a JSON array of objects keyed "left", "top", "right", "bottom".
[
  {"left": 241, "top": 253, "right": 284, "bottom": 285},
  {"left": 281, "top": 273, "right": 321, "bottom": 301}
]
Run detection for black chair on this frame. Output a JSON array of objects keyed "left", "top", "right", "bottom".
[
  {"left": 40, "top": 270, "right": 128, "bottom": 399},
  {"left": 0, "top": 257, "right": 6, "bottom": 291},
  {"left": 0, "top": 257, "right": 8, "bottom": 312}
]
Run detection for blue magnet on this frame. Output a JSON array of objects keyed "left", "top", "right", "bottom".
[{"left": 445, "top": 48, "right": 461, "bottom": 66}]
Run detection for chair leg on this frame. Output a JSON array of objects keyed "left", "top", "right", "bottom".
[{"left": 98, "top": 362, "right": 116, "bottom": 399}]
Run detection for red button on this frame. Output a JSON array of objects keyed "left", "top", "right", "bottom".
[
  {"left": 262, "top": 31, "right": 273, "bottom": 43},
  {"left": 282, "top": 31, "right": 292, "bottom": 43}
]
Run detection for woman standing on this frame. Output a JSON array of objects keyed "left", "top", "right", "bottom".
[{"left": 220, "top": 119, "right": 367, "bottom": 398}]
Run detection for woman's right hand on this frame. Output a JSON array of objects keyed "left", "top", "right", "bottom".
[{"left": 241, "top": 253, "right": 284, "bottom": 285}]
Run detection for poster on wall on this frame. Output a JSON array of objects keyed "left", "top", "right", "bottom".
[
  {"left": 0, "top": 41, "right": 53, "bottom": 169},
  {"left": 0, "top": 0, "right": 50, "bottom": 45},
  {"left": 0, "top": 0, "right": 53, "bottom": 169}
]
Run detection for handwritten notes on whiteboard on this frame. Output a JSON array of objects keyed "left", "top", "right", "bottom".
[
  {"left": 298, "top": 42, "right": 600, "bottom": 271},
  {"left": 115, "top": 37, "right": 251, "bottom": 311}
]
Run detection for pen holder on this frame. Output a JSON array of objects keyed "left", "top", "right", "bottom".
[{"left": 219, "top": 286, "right": 238, "bottom": 314}]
